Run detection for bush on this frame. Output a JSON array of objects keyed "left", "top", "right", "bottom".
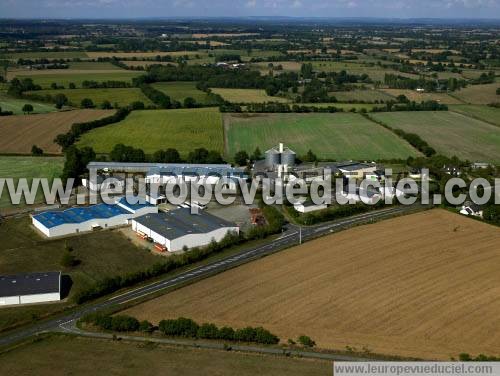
[
  {"left": 31, "top": 145, "right": 43, "bottom": 156},
  {"left": 60, "top": 250, "right": 77, "bottom": 267},
  {"left": 197, "top": 323, "right": 219, "bottom": 339},
  {"left": 158, "top": 317, "right": 199, "bottom": 337},
  {"left": 298, "top": 335, "right": 316, "bottom": 347},
  {"left": 139, "top": 320, "right": 154, "bottom": 333},
  {"left": 111, "top": 315, "right": 140, "bottom": 332}
]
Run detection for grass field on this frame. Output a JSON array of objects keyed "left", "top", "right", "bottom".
[
  {"left": 67, "top": 61, "right": 123, "bottom": 70},
  {"left": 78, "top": 108, "right": 224, "bottom": 156},
  {"left": 311, "top": 61, "right": 419, "bottom": 81},
  {"left": 0, "top": 109, "right": 114, "bottom": 154},
  {"left": 225, "top": 112, "right": 419, "bottom": 160},
  {"left": 449, "top": 104, "right": 500, "bottom": 126},
  {"left": 212, "top": 88, "right": 291, "bottom": 103},
  {"left": 0, "top": 335, "right": 329, "bottom": 375},
  {"left": 331, "top": 90, "right": 395, "bottom": 102},
  {"left": 125, "top": 210, "right": 500, "bottom": 360},
  {"left": 380, "top": 89, "right": 463, "bottom": 104},
  {"left": 0, "top": 216, "right": 160, "bottom": 332},
  {"left": 151, "top": 81, "right": 215, "bottom": 104},
  {"left": 0, "top": 156, "right": 64, "bottom": 210},
  {"left": 299, "top": 103, "right": 385, "bottom": 111},
  {"left": 0, "top": 94, "right": 56, "bottom": 115},
  {"left": 27, "top": 88, "right": 153, "bottom": 107},
  {"left": 371, "top": 111, "right": 500, "bottom": 162},
  {"left": 452, "top": 83, "right": 500, "bottom": 104},
  {"left": 12, "top": 71, "right": 142, "bottom": 89}
]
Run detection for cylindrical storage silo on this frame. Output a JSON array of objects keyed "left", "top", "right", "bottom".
[
  {"left": 265, "top": 148, "right": 280, "bottom": 169},
  {"left": 281, "top": 149, "right": 296, "bottom": 167}
]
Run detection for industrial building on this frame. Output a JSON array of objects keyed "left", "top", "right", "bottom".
[
  {"left": 0, "top": 272, "right": 61, "bottom": 306},
  {"left": 145, "top": 165, "right": 247, "bottom": 205},
  {"left": 131, "top": 208, "right": 239, "bottom": 252},
  {"left": 32, "top": 197, "right": 158, "bottom": 238}
]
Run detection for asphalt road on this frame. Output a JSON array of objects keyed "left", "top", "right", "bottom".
[{"left": 0, "top": 204, "right": 423, "bottom": 347}]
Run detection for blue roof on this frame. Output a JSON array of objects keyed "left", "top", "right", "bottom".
[
  {"left": 117, "top": 197, "right": 153, "bottom": 211},
  {"left": 33, "top": 204, "right": 131, "bottom": 229}
]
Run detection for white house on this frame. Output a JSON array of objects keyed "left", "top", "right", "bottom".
[
  {"left": 131, "top": 208, "right": 239, "bottom": 252},
  {"left": 294, "top": 201, "right": 328, "bottom": 213},
  {"left": 0, "top": 272, "right": 61, "bottom": 306}
]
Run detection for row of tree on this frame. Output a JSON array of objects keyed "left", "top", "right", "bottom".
[{"left": 159, "top": 317, "right": 280, "bottom": 345}]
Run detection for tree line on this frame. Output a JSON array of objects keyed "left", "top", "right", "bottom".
[{"left": 80, "top": 313, "right": 280, "bottom": 345}]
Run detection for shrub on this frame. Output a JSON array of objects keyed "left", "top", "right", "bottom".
[
  {"left": 298, "top": 335, "right": 316, "bottom": 347},
  {"left": 197, "top": 323, "right": 219, "bottom": 339}
]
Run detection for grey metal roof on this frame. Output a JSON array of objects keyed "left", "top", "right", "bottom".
[
  {"left": 336, "top": 161, "right": 376, "bottom": 172},
  {"left": 0, "top": 272, "right": 60, "bottom": 297},
  {"left": 147, "top": 165, "right": 246, "bottom": 178},
  {"left": 133, "top": 208, "right": 238, "bottom": 241}
]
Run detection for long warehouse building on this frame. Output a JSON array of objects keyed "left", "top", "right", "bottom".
[
  {"left": 0, "top": 271, "right": 61, "bottom": 306},
  {"left": 132, "top": 208, "right": 239, "bottom": 252}
]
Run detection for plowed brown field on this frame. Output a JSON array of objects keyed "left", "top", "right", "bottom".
[
  {"left": 125, "top": 210, "right": 500, "bottom": 360},
  {"left": 0, "top": 109, "right": 113, "bottom": 154}
]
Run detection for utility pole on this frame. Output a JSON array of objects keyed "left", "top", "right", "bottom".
[{"left": 299, "top": 226, "right": 302, "bottom": 245}]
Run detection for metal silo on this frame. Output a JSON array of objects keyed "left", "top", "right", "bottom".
[
  {"left": 265, "top": 147, "right": 280, "bottom": 169},
  {"left": 281, "top": 148, "right": 296, "bottom": 167}
]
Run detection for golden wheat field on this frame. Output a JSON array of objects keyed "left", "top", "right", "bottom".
[{"left": 125, "top": 209, "right": 500, "bottom": 360}]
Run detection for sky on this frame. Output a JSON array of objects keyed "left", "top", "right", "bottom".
[{"left": 0, "top": 0, "right": 499, "bottom": 19}]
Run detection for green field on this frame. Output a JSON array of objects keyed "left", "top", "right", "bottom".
[
  {"left": 0, "top": 335, "right": 329, "bottom": 375},
  {"left": 225, "top": 112, "right": 420, "bottom": 160},
  {"left": 212, "top": 88, "right": 291, "bottom": 103},
  {"left": 27, "top": 88, "right": 153, "bottom": 108},
  {"left": 0, "top": 94, "right": 56, "bottom": 114},
  {"left": 151, "top": 81, "right": 216, "bottom": 104},
  {"left": 371, "top": 111, "right": 500, "bottom": 162},
  {"left": 0, "top": 156, "right": 64, "bottom": 210},
  {"left": 331, "top": 90, "right": 394, "bottom": 102},
  {"left": 78, "top": 108, "right": 224, "bottom": 155},
  {"left": 299, "top": 103, "right": 385, "bottom": 111},
  {"left": 311, "top": 61, "right": 419, "bottom": 81},
  {"left": 14, "top": 71, "right": 142, "bottom": 89},
  {"left": 67, "top": 61, "right": 123, "bottom": 70},
  {"left": 0, "top": 216, "right": 160, "bottom": 332},
  {"left": 450, "top": 104, "right": 500, "bottom": 126}
]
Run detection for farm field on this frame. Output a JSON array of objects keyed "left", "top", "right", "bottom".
[
  {"left": 0, "top": 335, "right": 329, "bottom": 376},
  {"left": 299, "top": 103, "right": 385, "bottom": 111},
  {"left": 0, "top": 51, "right": 87, "bottom": 60},
  {"left": 311, "top": 61, "right": 418, "bottom": 81},
  {"left": 120, "top": 60, "right": 177, "bottom": 68},
  {"left": 371, "top": 111, "right": 500, "bottom": 162},
  {"left": 85, "top": 51, "right": 202, "bottom": 59},
  {"left": 11, "top": 71, "right": 142, "bottom": 88},
  {"left": 27, "top": 88, "right": 153, "bottom": 108},
  {"left": 380, "top": 89, "right": 463, "bottom": 104},
  {"left": 151, "top": 81, "right": 215, "bottom": 104},
  {"left": 449, "top": 104, "right": 500, "bottom": 126},
  {"left": 67, "top": 61, "right": 123, "bottom": 70},
  {"left": 212, "top": 88, "right": 291, "bottom": 103},
  {"left": 0, "top": 109, "right": 114, "bottom": 154},
  {"left": 331, "top": 90, "right": 394, "bottom": 102},
  {"left": 125, "top": 210, "right": 500, "bottom": 360},
  {"left": 252, "top": 61, "right": 302, "bottom": 72},
  {"left": 0, "top": 94, "right": 56, "bottom": 114},
  {"left": 78, "top": 107, "right": 224, "bottom": 156},
  {"left": 0, "top": 216, "right": 161, "bottom": 332},
  {"left": 225, "top": 112, "right": 419, "bottom": 160},
  {"left": 452, "top": 83, "right": 500, "bottom": 104},
  {"left": 0, "top": 156, "right": 64, "bottom": 210}
]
